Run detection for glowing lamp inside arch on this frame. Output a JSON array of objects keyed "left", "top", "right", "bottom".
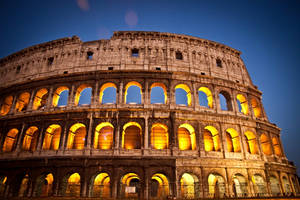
[
  {"left": 94, "top": 122, "right": 114, "bottom": 150},
  {"left": 178, "top": 124, "right": 196, "bottom": 150}
]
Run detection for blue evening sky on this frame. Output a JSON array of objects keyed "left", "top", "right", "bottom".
[{"left": 0, "top": 0, "right": 299, "bottom": 174}]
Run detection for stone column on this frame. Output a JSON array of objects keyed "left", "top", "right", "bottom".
[
  {"left": 118, "top": 81, "right": 123, "bottom": 105},
  {"left": 144, "top": 115, "right": 149, "bottom": 150},
  {"left": 246, "top": 169, "right": 255, "bottom": 195},
  {"left": 59, "top": 122, "right": 68, "bottom": 151},
  {"left": 238, "top": 124, "right": 246, "bottom": 159},
  {"left": 219, "top": 122, "right": 226, "bottom": 158},
  {"left": 68, "top": 84, "right": 75, "bottom": 108},
  {"left": 46, "top": 87, "right": 54, "bottom": 109},
  {"left": 15, "top": 123, "right": 26, "bottom": 152},
  {"left": 192, "top": 81, "right": 197, "bottom": 111},
  {"left": 144, "top": 168, "right": 149, "bottom": 200},
  {"left": 80, "top": 170, "right": 88, "bottom": 197},
  {"left": 27, "top": 90, "right": 36, "bottom": 111},
  {"left": 8, "top": 95, "right": 17, "bottom": 114},
  {"left": 36, "top": 125, "right": 45, "bottom": 151},
  {"left": 144, "top": 79, "right": 149, "bottom": 107},
  {"left": 93, "top": 81, "right": 99, "bottom": 107},
  {"left": 86, "top": 114, "right": 93, "bottom": 151}
]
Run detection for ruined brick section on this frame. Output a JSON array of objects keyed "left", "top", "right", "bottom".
[{"left": 0, "top": 31, "right": 298, "bottom": 199}]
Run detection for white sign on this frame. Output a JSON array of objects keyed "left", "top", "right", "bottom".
[{"left": 125, "top": 186, "right": 136, "bottom": 193}]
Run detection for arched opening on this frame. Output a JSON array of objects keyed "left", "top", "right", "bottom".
[
  {"left": 3, "top": 128, "right": 19, "bottom": 152},
  {"left": 178, "top": 124, "right": 196, "bottom": 150},
  {"left": 208, "top": 173, "right": 226, "bottom": 198},
  {"left": 94, "top": 122, "right": 114, "bottom": 150},
  {"left": 34, "top": 173, "right": 54, "bottom": 197},
  {"left": 219, "top": 91, "right": 232, "bottom": 111},
  {"left": 42, "top": 124, "right": 61, "bottom": 150},
  {"left": 0, "top": 176, "right": 7, "bottom": 197},
  {"left": 75, "top": 84, "right": 92, "bottom": 106},
  {"left": 67, "top": 123, "right": 86, "bottom": 150},
  {"left": 15, "top": 92, "right": 30, "bottom": 112},
  {"left": 232, "top": 174, "right": 248, "bottom": 197},
  {"left": 198, "top": 87, "right": 213, "bottom": 108},
  {"left": 99, "top": 83, "right": 117, "bottom": 104},
  {"left": 18, "top": 174, "right": 30, "bottom": 197},
  {"left": 282, "top": 176, "right": 291, "bottom": 194},
  {"left": 251, "top": 98, "right": 262, "bottom": 118},
  {"left": 291, "top": 177, "right": 299, "bottom": 194},
  {"left": 120, "top": 173, "right": 141, "bottom": 198},
  {"left": 175, "top": 84, "right": 191, "bottom": 106},
  {"left": 226, "top": 128, "right": 241, "bottom": 153},
  {"left": 236, "top": 94, "right": 249, "bottom": 115},
  {"left": 252, "top": 174, "right": 267, "bottom": 196},
  {"left": 124, "top": 81, "right": 142, "bottom": 104},
  {"left": 151, "top": 123, "right": 169, "bottom": 150},
  {"left": 204, "top": 126, "right": 220, "bottom": 152},
  {"left": 180, "top": 173, "right": 200, "bottom": 199},
  {"left": 33, "top": 88, "right": 48, "bottom": 110},
  {"left": 52, "top": 86, "right": 69, "bottom": 107},
  {"left": 150, "top": 83, "right": 167, "bottom": 104},
  {"left": 244, "top": 131, "right": 258, "bottom": 154},
  {"left": 90, "top": 172, "right": 110, "bottom": 198},
  {"left": 260, "top": 134, "right": 272, "bottom": 155},
  {"left": 270, "top": 176, "right": 281, "bottom": 196},
  {"left": 22, "top": 126, "right": 39, "bottom": 151},
  {"left": 272, "top": 137, "right": 282, "bottom": 156},
  {"left": 65, "top": 173, "right": 80, "bottom": 197},
  {"left": 150, "top": 173, "right": 169, "bottom": 198},
  {"left": 122, "top": 122, "right": 142, "bottom": 149},
  {"left": 0, "top": 96, "right": 13, "bottom": 115}
]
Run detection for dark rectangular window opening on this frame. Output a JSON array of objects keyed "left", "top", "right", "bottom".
[
  {"left": 156, "top": 67, "right": 161, "bottom": 71},
  {"left": 108, "top": 67, "right": 114, "bottom": 70},
  {"left": 216, "top": 59, "right": 222, "bottom": 68},
  {"left": 131, "top": 48, "right": 139, "bottom": 57},
  {"left": 236, "top": 80, "right": 240, "bottom": 83},
  {"left": 16, "top": 65, "right": 21, "bottom": 74},
  {"left": 201, "top": 72, "right": 205, "bottom": 75},
  {"left": 47, "top": 57, "right": 54, "bottom": 66},
  {"left": 63, "top": 71, "right": 68, "bottom": 74},
  {"left": 176, "top": 51, "right": 183, "bottom": 60},
  {"left": 87, "top": 51, "right": 93, "bottom": 60}
]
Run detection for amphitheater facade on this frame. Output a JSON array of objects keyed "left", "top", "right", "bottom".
[{"left": 0, "top": 31, "right": 299, "bottom": 199}]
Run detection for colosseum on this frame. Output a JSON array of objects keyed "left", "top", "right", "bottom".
[{"left": 0, "top": 31, "right": 299, "bottom": 199}]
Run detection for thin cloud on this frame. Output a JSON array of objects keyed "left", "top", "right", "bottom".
[
  {"left": 77, "top": 0, "right": 90, "bottom": 11},
  {"left": 125, "top": 10, "right": 138, "bottom": 27}
]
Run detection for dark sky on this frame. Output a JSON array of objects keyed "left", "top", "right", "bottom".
[{"left": 0, "top": 0, "right": 299, "bottom": 174}]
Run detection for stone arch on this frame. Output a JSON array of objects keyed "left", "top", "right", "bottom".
[
  {"left": 120, "top": 172, "right": 141, "bottom": 198},
  {"left": 67, "top": 123, "right": 86, "bottom": 150},
  {"left": 124, "top": 81, "right": 142, "bottom": 104},
  {"left": 204, "top": 126, "right": 220, "bottom": 152},
  {"left": 150, "top": 82, "right": 167, "bottom": 104},
  {"left": 290, "top": 176, "right": 299, "bottom": 194},
  {"left": 33, "top": 173, "right": 54, "bottom": 197},
  {"left": 2, "top": 128, "right": 19, "bottom": 152},
  {"left": 52, "top": 86, "right": 69, "bottom": 107},
  {"left": 22, "top": 126, "right": 39, "bottom": 151},
  {"left": 251, "top": 97, "right": 262, "bottom": 118},
  {"left": 0, "top": 95, "right": 13, "bottom": 115},
  {"left": 150, "top": 123, "right": 169, "bottom": 150},
  {"left": 33, "top": 88, "right": 49, "bottom": 110},
  {"left": 75, "top": 84, "right": 92, "bottom": 106},
  {"left": 198, "top": 87, "right": 213, "bottom": 108},
  {"left": 252, "top": 174, "right": 267, "bottom": 196},
  {"left": 17, "top": 173, "right": 30, "bottom": 197},
  {"left": 122, "top": 122, "right": 142, "bottom": 149},
  {"left": 236, "top": 94, "right": 249, "bottom": 115},
  {"left": 232, "top": 173, "right": 248, "bottom": 197},
  {"left": 89, "top": 172, "right": 111, "bottom": 198},
  {"left": 150, "top": 173, "right": 169, "bottom": 198},
  {"left": 272, "top": 136, "right": 282, "bottom": 156},
  {"left": 175, "top": 84, "right": 192, "bottom": 106},
  {"left": 244, "top": 131, "right": 258, "bottom": 154},
  {"left": 270, "top": 175, "right": 281, "bottom": 195},
  {"left": 282, "top": 176, "right": 291, "bottom": 194},
  {"left": 226, "top": 128, "right": 241, "bottom": 152},
  {"left": 208, "top": 173, "right": 226, "bottom": 198},
  {"left": 15, "top": 92, "right": 30, "bottom": 112},
  {"left": 42, "top": 124, "right": 61, "bottom": 150},
  {"left": 61, "top": 172, "right": 81, "bottom": 197},
  {"left": 99, "top": 82, "right": 117, "bottom": 104},
  {"left": 180, "top": 172, "right": 200, "bottom": 199},
  {"left": 178, "top": 124, "right": 196, "bottom": 150},
  {"left": 260, "top": 133, "right": 272, "bottom": 155},
  {"left": 94, "top": 122, "right": 114, "bottom": 150},
  {"left": 219, "top": 90, "right": 232, "bottom": 111}
]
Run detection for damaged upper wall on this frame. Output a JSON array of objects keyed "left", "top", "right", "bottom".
[{"left": 0, "top": 31, "right": 254, "bottom": 90}]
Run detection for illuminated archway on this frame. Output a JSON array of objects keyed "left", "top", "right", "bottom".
[
  {"left": 75, "top": 84, "right": 92, "bottom": 106},
  {"left": 94, "top": 122, "right": 114, "bottom": 150},
  {"left": 90, "top": 172, "right": 110, "bottom": 198},
  {"left": 151, "top": 123, "right": 169, "bottom": 149},
  {"left": 236, "top": 94, "right": 249, "bottom": 115},
  {"left": 244, "top": 131, "right": 258, "bottom": 154},
  {"left": 3, "top": 128, "right": 19, "bottom": 152},
  {"left": 18, "top": 174, "right": 30, "bottom": 197},
  {"left": 232, "top": 174, "right": 248, "bottom": 197},
  {"left": 15, "top": 92, "right": 30, "bottom": 112},
  {"left": 124, "top": 81, "right": 142, "bottom": 104},
  {"left": 180, "top": 173, "right": 200, "bottom": 199},
  {"left": 0, "top": 96, "right": 13, "bottom": 115},
  {"left": 65, "top": 173, "right": 80, "bottom": 197},
  {"left": 122, "top": 122, "right": 142, "bottom": 149},
  {"left": 34, "top": 173, "right": 54, "bottom": 197},
  {"left": 175, "top": 84, "right": 191, "bottom": 106},
  {"left": 208, "top": 173, "right": 225, "bottom": 197},
  {"left": 251, "top": 98, "right": 262, "bottom": 118},
  {"left": 270, "top": 176, "right": 281, "bottom": 195},
  {"left": 33, "top": 88, "right": 48, "bottom": 110},
  {"left": 120, "top": 173, "right": 140, "bottom": 198},
  {"left": 282, "top": 176, "right": 291, "bottom": 193},
  {"left": 67, "top": 123, "right": 86, "bottom": 150},
  {"left": 150, "top": 83, "right": 167, "bottom": 104},
  {"left": 178, "top": 124, "right": 196, "bottom": 150},
  {"left": 291, "top": 177, "right": 299, "bottom": 194},
  {"left": 198, "top": 87, "right": 213, "bottom": 108},
  {"left": 219, "top": 91, "right": 232, "bottom": 111},
  {"left": 0, "top": 175, "right": 7, "bottom": 197},
  {"left": 151, "top": 173, "right": 169, "bottom": 198},
  {"left": 22, "top": 126, "right": 39, "bottom": 151},
  {"left": 260, "top": 134, "right": 272, "bottom": 155},
  {"left": 226, "top": 128, "right": 241, "bottom": 152},
  {"left": 252, "top": 174, "right": 267, "bottom": 196},
  {"left": 42, "top": 124, "right": 61, "bottom": 150},
  {"left": 272, "top": 137, "right": 282, "bottom": 156},
  {"left": 99, "top": 83, "right": 117, "bottom": 104},
  {"left": 52, "top": 86, "right": 69, "bottom": 107},
  {"left": 204, "top": 126, "right": 220, "bottom": 152}
]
